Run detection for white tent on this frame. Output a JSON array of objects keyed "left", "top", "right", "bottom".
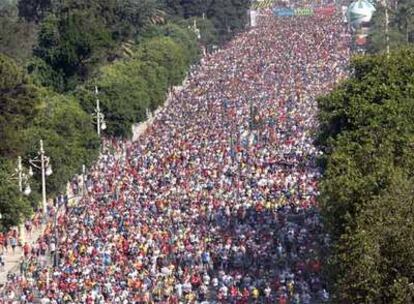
[{"left": 347, "top": 0, "right": 376, "bottom": 28}]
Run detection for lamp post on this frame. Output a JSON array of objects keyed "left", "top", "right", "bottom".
[
  {"left": 11, "top": 156, "right": 32, "bottom": 196},
  {"left": 29, "top": 139, "right": 53, "bottom": 215},
  {"left": 383, "top": 0, "right": 390, "bottom": 58},
  {"left": 93, "top": 86, "right": 107, "bottom": 136},
  {"left": 82, "top": 164, "right": 86, "bottom": 197}
]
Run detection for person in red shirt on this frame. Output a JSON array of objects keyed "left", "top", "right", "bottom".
[
  {"left": 241, "top": 287, "right": 250, "bottom": 303},
  {"left": 230, "top": 285, "right": 239, "bottom": 298},
  {"left": 191, "top": 274, "right": 201, "bottom": 288},
  {"left": 0, "top": 233, "right": 4, "bottom": 252},
  {"left": 279, "top": 294, "right": 288, "bottom": 304},
  {"left": 23, "top": 242, "right": 31, "bottom": 257}
]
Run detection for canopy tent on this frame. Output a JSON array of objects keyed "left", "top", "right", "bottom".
[{"left": 347, "top": 0, "right": 376, "bottom": 28}]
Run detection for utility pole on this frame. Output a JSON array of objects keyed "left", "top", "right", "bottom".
[
  {"left": 40, "top": 140, "right": 49, "bottom": 214},
  {"left": 383, "top": 0, "right": 390, "bottom": 58},
  {"left": 93, "top": 86, "right": 106, "bottom": 136},
  {"left": 18, "top": 156, "right": 23, "bottom": 193},
  {"left": 12, "top": 156, "right": 32, "bottom": 196},
  {"left": 30, "top": 139, "right": 52, "bottom": 215},
  {"left": 82, "top": 164, "right": 86, "bottom": 197}
]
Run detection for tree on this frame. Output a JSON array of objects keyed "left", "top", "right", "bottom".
[
  {"left": 114, "top": 0, "right": 163, "bottom": 38},
  {"left": 207, "top": 0, "right": 250, "bottom": 41},
  {"left": 74, "top": 21, "right": 199, "bottom": 137},
  {"left": 30, "top": 0, "right": 166, "bottom": 91},
  {"left": 161, "top": 0, "right": 184, "bottom": 16},
  {"left": 34, "top": 12, "right": 114, "bottom": 91},
  {"left": 160, "top": 0, "right": 248, "bottom": 43},
  {"left": 318, "top": 48, "right": 414, "bottom": 303},
  {"left": 22, "top": 88, "right": 100, "bottom": 195},
  {"left": 391, "top": 0, "right": 414, "bottom": 44},
  {"left": 139, "top": 60, "right": 169, "bottom": 110},
  {"left": 0, "top": 1, "right": 38, "bottom": 62},
  {"left": 17, "top": 0, "right": 52, "bottom": 23},
  {"left": 77, "top": 59, "right": 153, "bottom": 137},
  {"left": 0, "top": 53, "right": 39, "bottom": 158},
  {"left": 180, "top": 0, "right": 212, "bottom": 18},
  {"left": 367, "top": 0, "right": 414, "bottom": 53},
  {"left": 135, "top": 36, "right": 187, "bottom": 86},
  {"left": 26, "top": 57, "right": 65, "bottom": 91},
  {"left": 141, "top": 22, "right": 200, "bottom": 65},
  {"left": 0, "top": 158, "right": 32, "bottom": 231},
  {"left": 185, "top": 17, "right": 219, "bottom": 48}
]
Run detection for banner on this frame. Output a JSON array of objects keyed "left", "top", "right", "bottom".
[
  {"left": 273, "top": 7, "right": 294, "bottom": 17},
  {"left": 314, "top": 6, "right": 336, "bottom": 17},
  {"left": 251, "top": 0, "right": 276, "bottom": 10},
  {"left": 272, "top": 6, "right": 336, "bottom": 17}
]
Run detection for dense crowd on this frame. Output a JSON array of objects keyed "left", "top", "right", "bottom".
[{"left": 0, "top": 7, "right": 350, "bottom": 304}]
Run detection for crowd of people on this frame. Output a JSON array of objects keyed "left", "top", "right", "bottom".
[{"left": 0, "top": 6, "right": 350, "bottom": 304}]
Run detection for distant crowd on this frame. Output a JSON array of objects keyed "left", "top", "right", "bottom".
[{"left": 0, "top": 6, "right": 350, "bottom": 304}]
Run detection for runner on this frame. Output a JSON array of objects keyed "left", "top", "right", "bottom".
[{"left": 0, "top": 4, "right": 350, "bottom": 303}]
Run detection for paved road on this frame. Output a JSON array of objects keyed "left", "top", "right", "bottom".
[{"left": 0, "top": 224, "right": 45, "bottom": 285}]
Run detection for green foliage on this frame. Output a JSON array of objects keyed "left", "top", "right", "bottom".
[
  {"left": 0, "top": 53, "right": 39, "bottom": 158},
  {"left": 114, "top": 0, "right": 162, "bottom": 38},
  {"left": 161, "top": 0, "right": 249, "bottom": 43},
  {"left": 34, "top": 12, "right": 114, "bottom": 91},
  {"left": 0, "top": 54, "right": 99, "bottom": 223},
  {"left": 90, "top": 60, "right": 151, "bottom": 138},
  {"left": 207, "top": 0, "right": 250, "bottom": 42},
  {"left": 367, "top": 0, "right": 414, "bottom": 53},
  {"left": 140, "top": 22, "right": 200, "bottom": 65},
  {"left": 55, "top": 0, "right": 163, "bottom": 42},
  {"left": 76, "top": 21, "right": 199, "bottom": 138},
  {"left": 0, "top": 2, "right": 38, "bottom": 63},
  {"left": 0, "top": 0, "right": 205, "bottom": 228},
  {"left": 0, "top": 52, "right": 23, "bottom": 89},
  {"left": 318, "top": 48, "right": 414, "bottom": 303},
  {"left": 161, "top": 0, "right": 212, "bottom": 18},
  {"left": 27, "top": 57, "right": 65, "bottom": 91},
  {"left": 180, "top": 0, "right": 212, "bottom": 18},
  {"left": 17, "top": 0, "right": 52, "bottom": 23},
  {"left": 0, "top": 158, "right": 32, "bottom": 231},
  {"left": 135, "top": 36, "right": 187, "bottom": 86},
  {"left": 139, "top": 61, "right": 169, "bottom": 110},
  {"left": 77, "top": 57, "right": 169, "bottom": 137},
  {"left": 22, "top": 88, "right": 100, "bottom": 194},
  {"left": 179, "top": 17, "right": 219, "bottom": 48},
  {"left": 27, "top": 0, "right": 166, "bottom": 92}
]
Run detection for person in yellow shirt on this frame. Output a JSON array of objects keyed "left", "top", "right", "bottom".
[
  {"left": 252, "top": 287, "right": 260, "bottom": 299},
  {"left": 185, "top": 291, "right": 196, "bottom": 303}
]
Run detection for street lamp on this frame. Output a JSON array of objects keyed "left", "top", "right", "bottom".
[
  {"left": 92, "top": 86, "right": 107, "bottom": 136},
  {"left": 188, "top": 19, "right": 201, "bottom": 40},
  {"left": 29, "top": 139, "right": 52, "bottom": 215},
  {"left": 10, "top": 156, "right": 32, "bottom": 196},
  {"left": 379, "top": 0, "right": 391, "bottom": 58}
]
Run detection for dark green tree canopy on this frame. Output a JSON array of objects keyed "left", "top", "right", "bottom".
[
  {"left": 17, "top": 0, "right": 52, "bottom": 23},
  {"left": 0, "top": 158, "right": 32, "bottom": 231},
  {"left": 0, "top": 0, "right": 247, "bottom": 233},
  {"left": 318, "top": 48, "right": 414, "bottom": 304},
  {"left": 0, "top": 53, "right": 39, "bottom": 158},
  {"left": 368, "top": 0, "right": 414, "bottom": 53},
  {"left": 161, "top": 0, "right": 249, "bottom": 42}
]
